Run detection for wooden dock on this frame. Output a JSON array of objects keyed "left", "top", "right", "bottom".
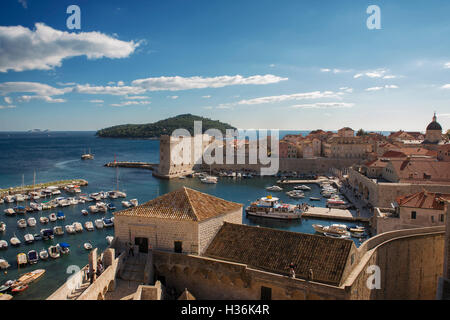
[
  {"left": 276, "top": 178, "right": 330, "bottom": 185},
  {"left": 302, "top": 206, "right": 370, "bottom": 222},
  {"left": 104, "top": 161, "right": 157, "bottom": 171},
  {"left": 0, "top": 179, "right": 88, "bottom": 197}
]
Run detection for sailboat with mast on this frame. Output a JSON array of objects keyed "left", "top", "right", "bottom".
[
  {"left": 81, "top": 148, "right": 94, "bottom": 160},
  {"left": 108, "top": 156, "right": 126, "bottom": 199}
]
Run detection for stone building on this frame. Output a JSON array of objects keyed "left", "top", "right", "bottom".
[
  {"left": 375, "top": 191, "right": 450, "bottom": 234},
  {"left": 424, "top": 113, "right": 443, "bottom": 144},
  {"left": 322, "top": 136, "right": 372, "bottom": 159},
  {"left": 337, "top": 127, "right": 354, "bottom": 138},
  {"left": 114, "top": 187, "right": 243, "bottom": 255}
]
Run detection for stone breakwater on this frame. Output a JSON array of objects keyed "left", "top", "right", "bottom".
[
  {"left": 0, "top": 179, "right": 88, "bottom": 197},
  {"left": 104, "top": 162, "right": 157, "bottom": 170}
]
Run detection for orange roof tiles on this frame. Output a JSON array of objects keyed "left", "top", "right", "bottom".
[
  {"left": 115, "top": 187, "right": 242, "bottom": 222},
  {"left": 396, "top": 191, "right": 450, "bottom": 210}
]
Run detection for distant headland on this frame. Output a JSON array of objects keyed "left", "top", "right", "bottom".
[{"left": 95, "top": 114, "right": 236, "bottom": 139}]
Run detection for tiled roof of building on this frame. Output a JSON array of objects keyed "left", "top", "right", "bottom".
[
  {"left": 396, "top": 191, "right": 450, "bottom": 210},
  {"left": 389, "top": 159, "right": 450, "bottom": 184},
  {"left": 115, "top": 187, "right": 242, "bottom": 222},
  {"left": 400, "top": 147, "right": 437, "bottom": 157},
  {"left": 205, "top": 223, "right": 354, "bottom": 286}
]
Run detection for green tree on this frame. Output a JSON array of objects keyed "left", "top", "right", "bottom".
[{"left": 356, "top": 129, "right": 367, "bottom": 137}]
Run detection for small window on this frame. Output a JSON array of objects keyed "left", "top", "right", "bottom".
[
  {"left": 440, "top": 214, "right": 445, "bottom": 222},
  {"left": 431, "top": 216, "right": 435, "bottom": 223},
  {"left": 411, "top": 211, "right": 417, "bottom": 219},
  {"left": 174, "top": 241, "right": 183, "bottom": 253}
]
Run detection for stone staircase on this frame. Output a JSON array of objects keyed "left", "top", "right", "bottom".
[
  {"left": 67, "top": 279, "right": 91, "bottom": 300},
  {"left": 119, "top": 254, "right": 147, "bottom": 283}
]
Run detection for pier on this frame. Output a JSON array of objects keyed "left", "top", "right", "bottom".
[
  {"left": 302, "top": 206, "right": 370, "bottom": 222},
  {"left": 0, "top": 179, "right": 88, "bottom": 197},
  {"left": 104, "top": 161, "right": 157, "bottom": 171}
]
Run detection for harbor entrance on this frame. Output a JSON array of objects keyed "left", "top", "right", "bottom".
[{"left": 135, "top": 237, "right": 148, "bottom": 253}]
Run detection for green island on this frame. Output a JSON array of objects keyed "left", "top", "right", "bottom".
[{"left": 96, "top": 114, "right": 236, "bottom": 139}]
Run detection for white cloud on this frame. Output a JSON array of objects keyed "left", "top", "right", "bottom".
[
  {"left": 75, "top": 84, "right": 146, "bottom": 96},
  {"left": 321, "top": 68, "right": 352, "bottom": 74},
  {"left": 269, "top": 64, "right": 276, "bottom": 67},
  {"left": 89, "top": 99, "right": 104, "bottom": 103},
  {"left": 131, "top": 74, "right": 287, "bottom": 91},
  {"left": 0, "top": 105, "right": 16, "bottom": 109},
  {"left": 202, "top": 95, "right": 211, "bottom": 99},
  {"left": 4, "top": 97, "right": 12, "bottom": 104},
  {"left": 236, "top": 91, "right": 340, "bottom": 105},
  {"left": 290, "top": 102, "right": 354, "bottom": 109},
  {"left": 203, "top": 106, "right": 213, "bottom": 110},
  {"left": 354, "top": 69, "right": 398, "bottom": 80},
  {"left": 339, "top": 87, "right": 354, "bottom": 93},
  {"left": 0, "top": 23, "right": 139, "bottom": 72},
  {"left": 110, "top": 100, "right": 151, "bottom": 107},
  {"left": 445, "top": 62, "right": 450, "bottom": 69},
  {"left": 19, "top": 95, "right": 66, "bottom": 103},
  {"left": 320, "top": 68, "right": 331, "bottom": 72},
  {"left": 365, "top": 85, "right": 399, "bottom": 91},
  {"left": 167, "top": 95, "right": 179, "bottom": 99},
  {"left": 0, "top": 81, "right": 70, "bottom": 96},
  {"left": 441, "top": 84, "right": 450, "bottom": 89},
  {"left": 125, "top": 95, "right": 149, "bottom": 100},
  {"left": 117, "top": 81, "right": 125, "bottom": 86}
]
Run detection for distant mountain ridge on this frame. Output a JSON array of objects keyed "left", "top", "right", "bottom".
[{"left": 95, "top": 114, "right": 236, "bottom": 138}]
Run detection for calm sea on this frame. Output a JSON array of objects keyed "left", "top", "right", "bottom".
[{"left": 0, "top": 131, "right": 369, "bottom": 300}]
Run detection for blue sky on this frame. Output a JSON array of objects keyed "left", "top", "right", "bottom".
[{"left": 0, "top": 0, "right": 449, "bottom": 132}]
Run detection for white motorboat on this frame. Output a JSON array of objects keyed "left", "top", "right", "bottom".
[
  {"left": 200, "top": 176, "right": 218, "bottom": 184},
  {"left": 107, "top": 191, "right": 119, "bottom": 199},
  {"left": 65, "top": 225, "right": 76, "bottom": 234},
  {"left": 30, "top": 202, "right": 42, "bottom": 211},
  {"left": 73, "top": 222, "right": 83, "bottom": 232},
  {"left": 323, "top": 232, "right": 351, "bottom": 239},
  {"left": 102, "top": 218, "right": 114, "bottom": 228},
  {"left": 106, "top": 236, "right": 114, "bottom": 245},
  {"left": 94, "top": 219, "right": 104, "bottom": 229},
  {"left": 0, "top": 198, "right": 4, "bottom": 204},
  {"left": 0, "top": 240, "right": 8, "bottom": 249},
  {"left": 49, "top": 213, "right": 57, "bottom": 222},
  {"left": 0, "top": 258, "right": 10, "bottom": 270},
  {"left": 313, "top": 224, "right": 350, "bottom": 237},
  {"left": 27, "top": 250, "right": 39, "bottom": 264},
  {"left": 81, "top": 209, "right": 89, "bottom": 216},
  {"left": 89, "top": 193, "right": 102, "bottom": 201},
  {"left": 245, "top": 196, "right": 302, "bottom": 220},
  {"left": 265, "top": 185, "right": 283, "bottom": 192},
  {"left": 121, "top": 201, "right": 132, "bottom": 208},
  {"left": 15, "top": 194, "right": 25, "bottom": 202},
  {"left": 53, "top": 226, "right": 64, "bottom": 236},
  {"left": 57, "top": 243, "right": 70, "bottom": 255},
  {"left": 24, "top": 234, "right": 34, "bottom": 244},
  {"left": 115, "top": 191, "right": 127, "bottom": 198},
  {"left": 39, "top": 249, "right": 49, "bottom": 260},
  {"left": 89, "top": 205, "right": 99, "bottom": 213},
  {"left": 48, "top": 246, "right": 60, "bottom": 259},
  {"left": 10, "top": 236, "right": 21, "bottom": 246},
  {"left": 84, "top": 243, "right": 92, "bottom": 250},
  {"left": 27, "top": 217, "right": 37, "bottom": 227},
  {"left": 0, "top": 222, "right": 5, "bottom": 233},
  {"left": 17, "top": 219, "right": 27, "bottom": 228},
  {"left": 39, "top": 216, "right": 49, "bottom": 224},
  {"left": 17, "top": 253, "right": 27, "bottom": 266},
  {"left": 4, "top": 208, "right": 15, "bottom": 216},
  {"left": 286, "top": 190, "right": 305, "bottom": 199},
  {"left": 129, "top": 199, "right": 138, "bottom": 207},
  {"left": 96, "top": 202, "right": 108, "bottom": 213},
  {"left": 4, "top": 195, "right": 15, "bottom": 203},
  {"left": 84, "top": 221, "right": 94, "bottom": 231},
  {"left": 294, "top": 185, "right": 311, "bottom": 191}
]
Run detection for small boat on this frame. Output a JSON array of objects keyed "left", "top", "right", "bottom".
[
  {"left": 0, "top": 198, "right": 3, "bottom": 204},
  {"left": 65, "top": 225, "right": 76, "bottom": 234},
  {"left": 83, "top": 242, "right": 92, "bottom": 250},
  {"left": 106, "top": 236, "right": 114, "bottom": 245},
  {"left": 81, "top": 152, "right": 94, "bottom": 160},
  {"left": 10, "top": 236, "right": 21, "bottom": 246},
  {"left": 115, "top": 191, "right": 127, "bottom": 198},
  {"left": 323, "top": 232, "right": 350, "bottom": 239},
  {"left": 48, "top": 246, "right": 60, "bottom": 259},
  {"left": 4, "top": 195, "right": 15, "bottom": 203},
  {"left": 107, "top": 203, "right": 116, "bottom": 211},
  {"left": 39, "top": 217, "right": 49, "bottom": 224},
  {"left": 56, "top": 211, "right": 65, "bottom": 220},
  {"left": 4, "top": 208, "right": 15, "bottom": 216},
  {"left": 245, "top": 196, "right": 302, "bottom": 220},
  {"left": 40, "top": 228, "right": 54, "bottom": 240},
  {"left": 73, "top": 222, "right": 83, "bottom": 232},
  {"left": 102, "top": 218, "right": 114, "bottom": 228},
  {"left": 33, "top": 233, "right": 42, "bottom": 241},
  {"left": 313, "top": 224, "right": 350, "bottom": 237},
  {"left": 27, "top": 217, "right": 37, "bottom": 227},
  {"left": 14, "top": 206, "right": 26, "bottom": 214},
  {"left": 11, "top": 284, "right": 28, "bottom": 293},
  {"left": 0, "top": 240, "right": 8, "bottom": 249},
  {"left": 24, "top": 234, "right": 34, "bottom": 244},
  {"left": 37, "top": 247, "right": 48, "bottom": 260},
  {"left": 49, "top": 213, "right": 57, "bottom": 222},
  {"left": 0, "top": 258, "right": 10, "bottom": 270},
  {"left": 17, "top": 253, "right": 27, "bottom": 266},
  {"left": 265, "top": 185, "right": 283, "bottom": 191},
  {"left": 15, "top": 194, "right": 25, "bottom": 202},
  {"left": 286, "top": 190, "right": 305, "bottom": 199},
  {"left": 89, "top": 205, "right": 99, "bottom": 213},
  {"left": 57, "top": 243, "right": 70, "bottom": 255},
  {"left": 108, "top": 191, "right": 119, "bottom": 199},
  {"left": 309, "top": 197, "right": 321, "bottom": 201},
  {"left": 129, "top": 199, "right": 138, "bottom": 207},
  {"left": 200, "top": 176, "right": 218, "bottom": 184},
  {"left": 0, "top": 222, "right": 6, "bottom": 232},
  {"left": 27, "top": 250, "right": 39, "bottom": 264},
  {"left": 81, "top": 209, "right": 89, "bottom": 216},
  {"left": 121, "top": 201, "right": 132, "bottom": 208},
  {"left": 84, "top": 221, "right": 94, "bottom": 231},
  {"left": 94, "top": 219, "right": 104, "bottom": 229},
  {"left": 53, "top": 226, "right": 64, "bottom": 236},
  {"left": 17, "top": 219, "right": 27, "bottom": 228},
  {"left": 16, "top": 269, "right": 45, "bottom": 285},
  {"left": 294, "top": 185, "right": 312, "bottom": 191},
  {"left": 96, "top": 203, "right": 107, "bottom": 213}
]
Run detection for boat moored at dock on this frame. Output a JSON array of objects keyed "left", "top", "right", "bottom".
[{"left": 245, "top": 196, "right": 302, "bottom": 220}]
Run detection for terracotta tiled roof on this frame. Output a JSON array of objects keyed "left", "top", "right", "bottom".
[
  {"left": 396, "top": 191, "right": 450, "bottom": 210},
  {"left": 381, "top": 150, "right": 407, "bottom": 158},
  {"left": 389, "top": 159, "right": 450, "bottom": 183},
  {"left": 205, "top": 223, "right": 354, "bottom": 286},
  {"left": 115, "top": 187, "right": 242, "bottom": 221}
]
